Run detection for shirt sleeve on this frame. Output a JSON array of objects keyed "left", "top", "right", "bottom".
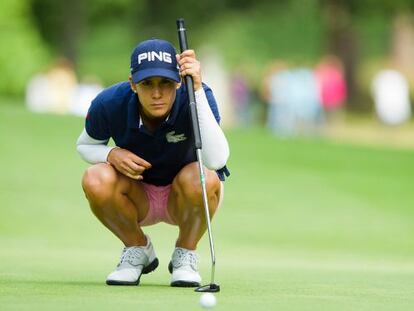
[
  {"left": 202, "top": 83, "right": 221, "bottom": 124},
  {"left": 195, "top": 87, "right": 229, "bottom": 170},
  {"left": 85, "top": 98, "right": 111, "bottom": 140},
  {"left": 76, "top": 128, "right": 116, "bottom": 164}
]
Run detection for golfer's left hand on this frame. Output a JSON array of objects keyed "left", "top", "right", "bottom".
[{"left": 176, "top": 50, "right": 202, "bottom": 91}]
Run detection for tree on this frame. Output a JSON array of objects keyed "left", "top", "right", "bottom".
[
  {"left": 0, "top": 0, "right": 49, "bottom": 96},
  {"left": 320, "top": 0, "right": 414, "bottom": 110},
  {"left": 30, "top": 0, "right": 85, "bottom": 66}
]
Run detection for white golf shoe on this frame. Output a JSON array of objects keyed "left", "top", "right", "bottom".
[
  {"left": 106, "top": 236, "right": 158, "bottom": 285},
  {"left": 169, "top": 247, "right": 201, "bottom": 287}
]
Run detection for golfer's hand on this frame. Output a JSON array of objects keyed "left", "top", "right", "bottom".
[
  {"left": 107, "top": 148, "right": 152, "bottom": 180},
  {"left": 176, "top": 50, "right": 202, "bottom": 91}
]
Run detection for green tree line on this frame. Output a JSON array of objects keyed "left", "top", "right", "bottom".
[{"left": 1, "top": 0, "right": 413, "bottom": 109}]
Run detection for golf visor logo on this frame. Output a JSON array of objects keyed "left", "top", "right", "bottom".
[{"left": 138, "top": 51, "right": 172, "bottom": 64}]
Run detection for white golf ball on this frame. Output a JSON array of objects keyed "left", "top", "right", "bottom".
[{"left": 199, "top": 293, "right": 217, "bottom": 308}]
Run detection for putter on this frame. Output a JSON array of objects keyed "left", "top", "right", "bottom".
[{"left": 176, "top": 18, "right": 220, "bottom": 293}]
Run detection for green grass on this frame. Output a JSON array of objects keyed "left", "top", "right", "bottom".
[{"left": 1, "top": 103, "right": 414, "bottom": 310}]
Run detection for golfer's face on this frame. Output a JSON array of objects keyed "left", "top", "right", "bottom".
[{"left": 136, "top": 77, "right": 178, "bottom": 120}]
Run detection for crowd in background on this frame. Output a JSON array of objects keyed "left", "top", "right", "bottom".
[
  {"left": 228, "top": 56, "right": 412, "bottom": 136},
  {"left": 260, "top": 56, "right": 346, "bottom": 137},
  {"left": 25, "top": 53, "right": 412, "bottom": 137}
]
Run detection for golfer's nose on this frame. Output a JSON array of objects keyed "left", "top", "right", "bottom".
[{"left": 152, "top": 86, "right": 162, "bottom": 98}]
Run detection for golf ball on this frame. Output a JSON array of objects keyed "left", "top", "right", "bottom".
[{"left": 199, "top": 293, "right": 217, "bottom": 308}]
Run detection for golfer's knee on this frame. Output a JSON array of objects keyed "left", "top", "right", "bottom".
[
  {"left": 82, "top": 163, "right": 117, "bottom": 203},
  {"left": 174, "top": 162, "right": 220, "bottom": 205}
]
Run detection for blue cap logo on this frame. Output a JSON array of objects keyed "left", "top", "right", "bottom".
[{"left": 130, "top": 39, "right": 180, "bottom": 84}]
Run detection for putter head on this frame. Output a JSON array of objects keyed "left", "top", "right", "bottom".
[{"left": 195, "top": 283, "right": 220, "bottom": 293}]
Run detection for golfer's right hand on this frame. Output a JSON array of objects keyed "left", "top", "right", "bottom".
[{"left": 107, "top": 147, "right": 152, "bottom": 180}]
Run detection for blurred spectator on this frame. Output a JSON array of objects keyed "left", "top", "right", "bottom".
[
  {"left": 371, "top": 69, "right": 411, "bottom": 125},
  {"left": 315, "top": 55, "right": 347, "bottom": 119},
  {"left": 230, "top": 70, "right": 252, "bottom": 126},
  {"left": 69, "top": 76, "right": 104, "bottom": 117},
  {"left": 26, "top": 58, "right": 103, "bottom": 117},
  {"left": 289, "top": 68, "right": 325, "bottom": 135},
  {"left": 199, "top": 46, "right": 234, "bottom": 128},
  {"left": 262, "top": 61, "right": 292, "bottom": 136},
  {"left": 47, "top": 58, "right": 77, "bottom": 114},
  {"left": 25, "top": 73, "right": 53, "bottom": 113},
  {"left": 263, "top": 62, "right": 324, "bottom": 137},
  {"left": 26, "top": 58, "right": 77, "bottom": 114}
]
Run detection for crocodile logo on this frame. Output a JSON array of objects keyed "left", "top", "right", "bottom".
[{"left": 166, "top": 131, "right": 187, "bottom": 143}]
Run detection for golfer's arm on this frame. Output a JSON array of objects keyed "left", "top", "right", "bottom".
[
  {"left": 196, "top": 88, "right": 230, "bottom": 170},
  {"left": 76, "top": 128, "right": 116, "bottom": 164}
]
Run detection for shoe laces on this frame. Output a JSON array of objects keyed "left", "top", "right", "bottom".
[
  {"left": 172, "top": 248, "right": 198, "bottom": 271},
  {"left": 118, "top": 246, "right": 147, "bottom": 268}
]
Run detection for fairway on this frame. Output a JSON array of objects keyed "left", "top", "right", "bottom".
[{"left": 1, "top": 103, "right": 414, "bottom": 311}]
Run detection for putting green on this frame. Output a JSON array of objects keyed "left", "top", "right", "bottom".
[{"left": 1, "top": 104, "right": 414, "bottom": 310}]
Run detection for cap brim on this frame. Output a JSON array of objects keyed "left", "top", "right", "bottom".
[{"left": 132, "top": 68, "right": 180, "bottom": 83}]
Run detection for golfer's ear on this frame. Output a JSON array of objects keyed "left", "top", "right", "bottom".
[
  {"left": 176, "top": 81, "right": 182, "bottom": 89},
  {"left": 129, "top": 75, "right": 137, "bottom": 93}
]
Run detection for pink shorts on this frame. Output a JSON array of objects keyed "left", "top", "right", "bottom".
[
  {"left": 139, "top": 182, "right": 224, "bottom": 227},
  {"left": 139, "top": 183, "right": 176, "bottom": 227}
]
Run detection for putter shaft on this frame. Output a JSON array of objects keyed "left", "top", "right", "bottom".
[
  {"left": 176, "top": 18, "right": 220, "bottom": 292},
  {"left": 196, "top": 148, "right": 216, "bottom": 285}
]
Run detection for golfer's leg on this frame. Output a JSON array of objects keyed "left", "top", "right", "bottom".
[
  {"left": 82, "top": 163, "right": 149, "bottom": 247},
  {"left": 168, "top": 162, "right": 221, "bottom": 250}
]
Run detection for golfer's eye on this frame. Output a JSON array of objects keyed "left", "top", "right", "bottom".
[
  {"left": 161, "top": 79, "right": 174, "bottom": 86},
  {"left": 141, "top": 80, "right": 152, "bottom": 87}
]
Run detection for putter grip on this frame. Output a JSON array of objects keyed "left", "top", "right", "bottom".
[{"left": 176, "top": 18, "right": 202, "bottom": 149}]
